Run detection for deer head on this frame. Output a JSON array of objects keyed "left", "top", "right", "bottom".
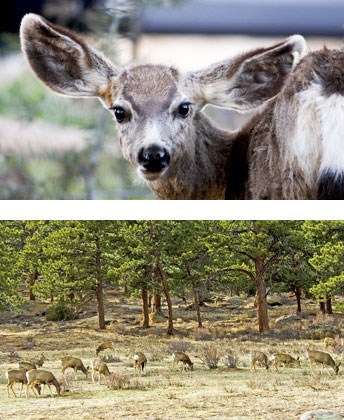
[{"left": 20, "top": 14, "right": 306, "bottom": 184}]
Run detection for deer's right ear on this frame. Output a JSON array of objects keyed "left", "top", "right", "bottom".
[{"left": 20, "top": 14, "right": 119, "bottom": 98}]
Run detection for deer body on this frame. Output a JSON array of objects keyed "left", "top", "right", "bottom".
[
  {"left": 172, "top": 351, "right": 194, "bottom": 371},
  {"left": 26, "top": 369, "right": 60, "bottom": 397},
  {"left": 91, "top": 358, "right": 111, "bottom": 384},
  {"left": 133, "top": 352, "right": 147, "bottom": 375},
  {"left": 307, "top": 350, "right": 340, "bottom": 375},
  {"left": 271, "top": 353, "right": 300, "bottom": 372},
  {"left": 96, "top": 341, "right": 115, "bottom": 356},
  {"left": 61, "top": 356, "right": 89, "bottom": 378},
  {"left": 6, "top": 369, "right": 40, "bottom": 398},
  {"left": 250, "top": 351, "right": 270, "bottom": 371},
  {"left": 18, "top": 361, "right": 37, "bottom": 371}
]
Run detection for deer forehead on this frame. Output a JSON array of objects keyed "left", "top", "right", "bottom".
[{"left": 111, "top": 65, "right": 185, "bottom": 114}]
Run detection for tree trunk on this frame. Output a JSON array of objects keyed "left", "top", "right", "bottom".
[
  {"left": 141, "top": 288, "right": 149, "bottom": 328},
  {"left": 95, "top": 238, "right": 105, "bottom": 330},
  {"left": 319, "top": 301, "right": 326, "bottom": 314},
  {"left": 326, "top": 297, "right": 333, "bottom": 315},
  {"left": 147, "top": 221, "right": 173, "bottom": 335},
  {"left": 152, "top": 292, "right": 162, "bottom": 313},
  {"left": 156, "top": 260, "right": 174, "bottom": 335},
  {"left": 255, "top": 258, "right": 270, "bottom": 333},
  {"left": 252, "top": 222, "right": 270, "bottom": 333},
  {"left": 294, "top": 285, "right": 302, "bottom": 313},
  {"left": 194, "top": 288, "right": 202, "bottom": 328},
  {"left": 28, "top": 271, "right": 38, "bottom": 301}
]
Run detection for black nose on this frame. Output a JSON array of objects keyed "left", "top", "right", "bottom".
[{"left": 138, "top": 146, "right": 170, "bottom": 173}]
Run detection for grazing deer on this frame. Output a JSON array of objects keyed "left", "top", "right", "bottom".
[
  {"left": 250, "top": 351, "right": 270, "bottom": 371},
  {"left": 61, "top": 356, "right": 89, "bottom": 378},
  {"left": 307, "top": 350, "right": 341, "bottom": 376},
  {"left": 20, "top": 14, "right": 344, "bottom": 200},
  {"left": 96, "top": 341, "right": 115, "bottom": 356},
  {"left": 26, "top": 369, "right": 61, "bottom": 397},
  {"left": 91, "top": 358, "right": 111, "bottom": 384},
  {"left": 18, "top": 361, "right": 37, "bottom": 371},
  {"left": 6, "top": 369, "right": 41, "bottom": 398},
  {"left": 172, "top": 351, "right": 194, "bottom": 371},
  {"left": 133, "top": 352, "right": 147, "bottom": 375},
  {"left": 271, "top": 353, "right": 300, "bottom": 372}
]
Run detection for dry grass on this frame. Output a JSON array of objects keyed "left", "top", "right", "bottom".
[{"left": 1, "top": 292, "right": 344, "bottom": 419}]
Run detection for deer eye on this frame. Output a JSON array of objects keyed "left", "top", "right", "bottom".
[
  {"left": 113, "top": 106, "right": 128, "bottom": 123},
  {"left": 177, "top": 102, "right": 190, "bottom": 118}
]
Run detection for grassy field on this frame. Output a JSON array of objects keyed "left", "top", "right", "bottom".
[{"left": 1, "top": 292, "right": 343, "bottom": 420}]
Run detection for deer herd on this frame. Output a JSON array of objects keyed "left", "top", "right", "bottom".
[
  {"left": 19, "top": 13, "right": 344, "bottom": 200},
  {"left": 5, "top": 338, "right": 342, "bottom": 398}
]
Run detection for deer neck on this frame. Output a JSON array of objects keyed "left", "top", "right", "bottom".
[{"left": 149, "top": 112, "right": 234, "bottom": 200}]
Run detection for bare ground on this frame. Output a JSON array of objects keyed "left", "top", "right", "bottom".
[{"left": 1, "top": 292, "right": 344, "bottom": 420}]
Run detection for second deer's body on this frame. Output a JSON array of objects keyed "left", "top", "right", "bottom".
[{"left": 271, "top": 353, "right": 300, "bottom": 371}]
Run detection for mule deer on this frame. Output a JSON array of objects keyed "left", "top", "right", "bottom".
[
  {"left": 271, "top": 353, "right": 300, "bottom": 372},
  {"left": 96, "top": 341, "right": 115, "bottom": 356},
  {"left": 20, "top": 14, "right": 344, "bottom": 200},
  {"left": 250, "top": 350, "right": 270, "bottom": 371},
  {"left": 324, "top": 337, "right": 335, "bottom": 349},
  {"left": 133, "top": 352, "right": 147, "bottom": 375},
  {"left": 26, "top": 369, "right": 61, "bottom": 397},
  {"left": 91, "top": 358, "right": 111, "bottom": 384},
  {"left": 307, "top": 350, "right": 341, "bottom": 376},
  {"left": 18, "top": 361, "right": 37, "bottom": 371},
  {"left": 172, "top": 351, "right": 194, "bottom": 371},
  {"left": 6, "top": 369, "right": 41, "bottom": 398},
  {"left": 61, "top": 356, "right": 89, "bottom": 378}
]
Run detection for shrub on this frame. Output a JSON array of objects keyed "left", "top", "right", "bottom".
[
  {"left": 222, "top": 350, "right": 238, "bottom": 368},
  {"left": 45, "top": 301, "right": 78, "bottom": 321},
  {"left": 106, "top": 372, "right": 145, "bottom": 390},
  {"left": 101, "top": 354, "right": 121, "bottom": 363},
  {"left": 200, "top": 344, "right": 220, "bottom": 369}
]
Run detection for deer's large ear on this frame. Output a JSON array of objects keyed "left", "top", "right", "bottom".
[
  {"left": 20, "top": 14, "right": 119, "bottom": 98},
  {"left": 185, "top": 35, "right": 306, "bottom": 111}
]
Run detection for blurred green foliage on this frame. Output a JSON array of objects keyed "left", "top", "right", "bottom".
[{"left": 0, "top": 64, "right": 152, "bottom": 199}]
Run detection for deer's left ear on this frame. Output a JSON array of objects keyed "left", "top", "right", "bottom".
[
  {"left": 185, "top": 35, "right": 307, "bottom": 111},
  {"left": 20, "top": 14, "right": 119, "bottom": 98}
]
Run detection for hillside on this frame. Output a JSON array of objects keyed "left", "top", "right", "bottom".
[{"left": 1, "top": 290, "right": 344, "bottom": 419}]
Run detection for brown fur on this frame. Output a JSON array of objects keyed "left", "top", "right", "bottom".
[
  {"left": 91, "top": 358, "right": 111, "bottom": 384},
  {"left": 26, "top": 369, "right": 60, "bottom": 397},
  {"left": 96, "top": 341, "right": 115, "bottom": 355},
  {"left": 228, "top": 47, "right": 344, "bottom": 200},
  {"left": 61, "top": 356, "right": 88, "bottom": 378},
  {"left": 271, "top": 353, "right": 300, "bottom": 372},
  {"left": 307, "top": 350, "right": 341, "bottom": 375},
  {"left": 172, "top": 351, "right": 194, "bottom": 371},
  {"left": 250, "top": 351, "right": 270, "bottom": 371},
  {"left": 133, "top": 352, "right": 147, "bottom": 374}
]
